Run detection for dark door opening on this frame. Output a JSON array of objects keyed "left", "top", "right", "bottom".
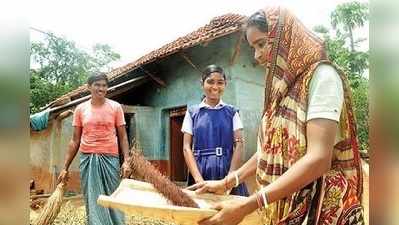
[
  {"left": 119, "top": 113, "right": 135, "bottom": 165},
  {"left": 124, "top": 113, "right": 136, "bottom": 148},
  {"left": 169, "top": 107, "right": 187, "bottom": 183}
]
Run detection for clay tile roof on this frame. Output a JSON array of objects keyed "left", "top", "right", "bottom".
[{"left": 47, "top": 13, "right": 246, "bottom": 108}]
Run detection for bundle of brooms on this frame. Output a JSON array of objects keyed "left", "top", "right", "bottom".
[
  {"left": 126, "top": 147, "right": 199, "bottom": 208},
  {"left": 32, "top": 181, "right": 66, "bottom": 225}
]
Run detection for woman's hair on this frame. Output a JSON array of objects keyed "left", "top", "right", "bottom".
[
  {"left": 201, "top": 64, "right": 226, "bottom": 83},
  {"left": 246, "top": 10, "right": 268, "bottom": 32},
  {"left": 87, "top": 73, "right": 109, "bottom": 86}
]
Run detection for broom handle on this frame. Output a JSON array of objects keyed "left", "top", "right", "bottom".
[{"left": 51, "top": 165, "right": 57, "bottom": 192}]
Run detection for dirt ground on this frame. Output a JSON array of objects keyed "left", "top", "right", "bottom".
[{"left": 30, "top": 201, "right": 176, "bottom": 225}]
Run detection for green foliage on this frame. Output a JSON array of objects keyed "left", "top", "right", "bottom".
[
  {"left": 30, "top": 32, "right": 120, "bottom": 113},
  {"left": 330, "top": 1, "right": 369, "bottom": 52},
  {"left": 351, "top": 78, "right": 368, "bottom": 151},
  {"left": 313, "top": 25, "right": 329, "bottom": 34},
  {"left": 322, "top": 33, "right": 369, "bottom": 86},
  {"left": 30, "top": 71, "right": 71, "bottom": 114},
  {"left": 313, "top": 1, "right": 369, "bottom": 151},
  {"left": 331, "top": 1, "right": 369, "bottom": 32}
]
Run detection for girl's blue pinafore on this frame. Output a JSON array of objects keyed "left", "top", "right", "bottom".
[{"left": 188, "top": 104, "right": 249, "bottom": 196}]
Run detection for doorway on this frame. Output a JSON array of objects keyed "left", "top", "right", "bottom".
[{"left": 169, "top": 107, "right": 187, "bottom": 183}]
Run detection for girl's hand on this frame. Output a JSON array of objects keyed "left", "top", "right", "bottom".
[{"left": 186, "top": 180, "right": 227, "bottom": 195}]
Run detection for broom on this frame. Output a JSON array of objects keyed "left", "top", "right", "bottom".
[
  {"left": 127, "top": 147, "right": 199, "bottom": 208},
  {"left": 32, "top": 181, "right": 66, "bottom": 225}
]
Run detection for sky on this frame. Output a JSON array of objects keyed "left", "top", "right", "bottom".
[{"left": 28, "top": 0, "right": 369, "bottom": 68}]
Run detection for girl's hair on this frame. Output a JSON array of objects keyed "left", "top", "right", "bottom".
[
  {"left": 246, "top": 10, "right": 268, "bottom": 33},
  {"left": 87, "top": 73, "right": 109, "bottom": 86},
  {"left": 201, "top": 65, "right": 226, "bottom": 83}
]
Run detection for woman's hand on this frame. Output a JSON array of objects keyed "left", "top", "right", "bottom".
[
  {"left": 186, "top": 179, "right": 227, "bottom": 195},
  {"left": 198, "top": 200, "right": 248, "bottom": 225},
  {"left": 120, "top": 161, "right": 132, "bottom": 178}
]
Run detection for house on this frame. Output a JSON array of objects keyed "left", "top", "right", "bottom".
[{"left": 30, "top": 13, "right": 266, "bottom": 193}]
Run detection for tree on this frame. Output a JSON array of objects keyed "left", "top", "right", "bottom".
[
  {"left": 330, "top": 1, "right": 369, "bottom": 52},
  {"left": 313, "top": 1, "right": 369, "bottom": 151},
  {"left": 313, "top": 25, "right": 329, "bottom": 34},
  {"left": 30, "top": 32, "right": 120, "bottom": 113},
  {"left": 321, "top": 32, "right": 368, "bottom": 87}
]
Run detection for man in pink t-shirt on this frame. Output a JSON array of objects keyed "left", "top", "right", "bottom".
[
  {"left": 73, "top": 98, "right": 126, "bottom": 155},
  {"left": 57, "top": 73, "right": 129, "bottom": 225}
]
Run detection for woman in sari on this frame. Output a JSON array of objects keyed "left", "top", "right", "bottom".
[{"left": 190, "top": 7, "right": 364, "bottom": 225}]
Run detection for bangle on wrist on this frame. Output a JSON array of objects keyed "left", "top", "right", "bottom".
[
  {"left": 256, "top": 192, "right": 264, "bottom": 208},
  {"left": 256, "top": 189, "right": 269, "bottom": 208},
  {"left": 262, "top": 190, "right": 269, "bottom": 207}
]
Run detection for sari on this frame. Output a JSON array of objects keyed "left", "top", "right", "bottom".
[{"left": 255, "top": 7, "right": 364, "bottom": 225}]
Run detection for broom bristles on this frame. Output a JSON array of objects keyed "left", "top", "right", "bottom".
[
  {"left": 32, "top": 182, "right": 66, "bottom": 225},
  {"left": 128, "top": 150, "right": 199, "bottom": 208}
]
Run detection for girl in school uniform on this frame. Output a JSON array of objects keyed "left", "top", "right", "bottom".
[{"left": 181, "top": 65, "right": 249, "bottom": 196}]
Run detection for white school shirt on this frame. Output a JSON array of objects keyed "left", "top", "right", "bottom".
[{"left": 181, "top": 100, "right": 243, "bottom": 135}]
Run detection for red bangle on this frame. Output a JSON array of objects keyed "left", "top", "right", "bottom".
[{"left": 256, "top": 192, "right": 264, "bottom": 208}]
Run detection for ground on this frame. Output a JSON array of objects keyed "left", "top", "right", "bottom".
[{"left": 30, "top": 201, "right": 176, "bottom": 225}]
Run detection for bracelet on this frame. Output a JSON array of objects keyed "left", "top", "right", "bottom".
[
  {"left": 234, "top": 171, "right": 240, "bottom": 187},
  {"left": 256, "top": 190, "right": 269, "bottom": 209},
  {"left": 260, "top": 189, "right": 269, "bottom": 208},
  {"left": 256, "top": 192, "right": 264, "bottom": 208}
]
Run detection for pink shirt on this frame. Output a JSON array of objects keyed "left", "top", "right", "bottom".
[{"left": 73, "top": 99, "right": 125, "bottom": 155}]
